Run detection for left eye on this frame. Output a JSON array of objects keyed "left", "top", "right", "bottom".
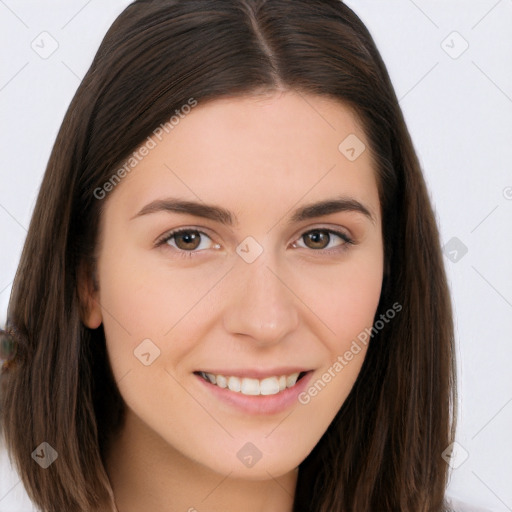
[{"left": 292, "top": 229, "right": 353, "bottom": 251}]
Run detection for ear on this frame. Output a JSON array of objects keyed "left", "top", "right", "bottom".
[{"left": 77, "top": 260, "right": 103, "bottom": 329}]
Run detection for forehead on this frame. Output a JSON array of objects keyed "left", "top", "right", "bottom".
[{"left": 103, "top": 90, "right": 380, "bottom": 225}]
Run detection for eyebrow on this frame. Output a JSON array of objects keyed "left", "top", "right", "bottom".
[{"left": 131, "top": 196, "right": 376, "bottom": 226}]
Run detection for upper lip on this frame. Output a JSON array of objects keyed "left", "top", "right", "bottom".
[{"left": 195, "top": 367, "right": 312, "bottom": 379}]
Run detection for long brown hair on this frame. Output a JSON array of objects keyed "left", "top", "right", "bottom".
[{"left": 0, "top": 1, "right": 456, "bottom": 510}]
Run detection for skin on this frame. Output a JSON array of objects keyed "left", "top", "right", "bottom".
[{"left": 82, "top": 90, "right": 384, "bottom": 512}]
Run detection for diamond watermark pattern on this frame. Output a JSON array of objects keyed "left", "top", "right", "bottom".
[
  {"left": 31, "top": 442, "right": 58, "bottom": 469},
  {"left": 134, "top": 338, "right": 161, "bottom": 366},
  {"left": 338, "top": 134, "right": 366, "bottom": 162},
  {"left": 441, "top": 31, "right": 469, "bottom": 60},
  {"left": 441, "top": 441, "right": 469, "bottom": 469},
  {"left": 236, "top": 442, "right": 262, "bottom": 468},
  {"left": 236, "top": 236, "right": 263, "bottom": 264},
  {"left": 31, "top": 31, "right": 59, "bottom": 59},
  {"left": 443, "top": 237, "right": 468, "bottom": 263}
]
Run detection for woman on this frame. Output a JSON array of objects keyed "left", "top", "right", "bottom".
[{"left": 1, "top": 0, "right": 459, "bottom": 510}]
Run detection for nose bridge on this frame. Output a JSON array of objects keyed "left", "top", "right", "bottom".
[{"left": 222, "top": 245, "right": 299, "bottom": 344}]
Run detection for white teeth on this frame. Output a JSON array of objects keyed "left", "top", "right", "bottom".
[
  {"left": 227, "top": 376, "right": 241, "bottom": 392},
  {"left": 205, "top": 372, "right": 216, "bottom": 384},
  {"left": 286, "top": 373, "right": 300, "bottom": 387},
  {"left": 199, "top": 371, "right": 304, "bottom": 396},
  {"left": 259, "top": 377, "right": 280, "bottom": 395},
  {"left": 216, "top": 374, "right": 227, "bottom": 388},
  {"left": 241, "top": 378, "right": 260, "bottom": 396}
]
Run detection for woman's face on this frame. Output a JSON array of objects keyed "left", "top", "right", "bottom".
[{"left": 86, "top": 90, "right": 383, "bottom": 479}]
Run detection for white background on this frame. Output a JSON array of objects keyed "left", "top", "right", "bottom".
[{"left": 0, "top": 1, "right": 511, "bottom": 511}]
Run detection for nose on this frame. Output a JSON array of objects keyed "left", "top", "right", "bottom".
[{"left": 222, "top": 253, "right": 300, "bottom": 346}]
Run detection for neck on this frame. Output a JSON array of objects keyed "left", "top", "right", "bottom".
[{"left": 104, "top": 410, "right": 298, "bottom": 512}]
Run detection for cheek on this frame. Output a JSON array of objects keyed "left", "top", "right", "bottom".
[
  {"left": 292, "top": 245, "right": 383, "bottom": 408},
  {"left": 97, "top": 244, "right": 227, "bottom": 378},
  {"left": 292, "top": 263, "right": 382, "bottom": 443},
  {"left": 95, "top": 245, "right": 163, "bottom": 373},
  {"left": 297, "top": 246, "right": 384, "bottom": 351},
  {"left": 329, "top": 260, "right": 383, "bottom": 346}
]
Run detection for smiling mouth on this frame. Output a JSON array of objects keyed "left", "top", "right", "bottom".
[{"left": 194, "top": 371, "right": 309, "bottom": 396}]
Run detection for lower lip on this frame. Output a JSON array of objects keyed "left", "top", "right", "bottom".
[{"left": 194, "top": 371, "right": 314, "bottom": 415}]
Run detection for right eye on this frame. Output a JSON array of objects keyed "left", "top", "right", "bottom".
[{"left": 155, "top": 228, "right": 221, "bottom": 257}]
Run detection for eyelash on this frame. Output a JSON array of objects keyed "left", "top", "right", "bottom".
[{"left": 155, "top": 227, "right": 355, "bottom": 259}]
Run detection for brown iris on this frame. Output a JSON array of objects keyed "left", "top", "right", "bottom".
[
  {"left": 302, "top": 230, "right": 331, "bottom": 250},
  {"left": 174, "top": 230, "right": 202, "bottom": 250}
]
